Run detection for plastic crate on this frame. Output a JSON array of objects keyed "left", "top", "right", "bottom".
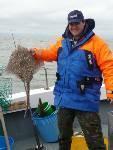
[
  {"left": 0, "top": 136, "right": 14, "bottom": 150},
  {"left": 0, "top": 78, "right": 12, "bottom": 111}
]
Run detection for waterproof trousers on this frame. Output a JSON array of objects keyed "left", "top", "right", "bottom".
[{"left": 57, "top": 107, "right": 106, "bottom": 150}]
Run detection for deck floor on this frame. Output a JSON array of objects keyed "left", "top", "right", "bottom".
[
  {"left": 13, "top": 136, "right": 108, "bottom": 150},
  {"left": 13, "top": 136, "right": 58, "bottom": 150},
  {"left": 13, "top": 124, "right": 108, "bottom": 150},
  {"left": 4, "top": 101, "right": 112, "bottom": 150}
]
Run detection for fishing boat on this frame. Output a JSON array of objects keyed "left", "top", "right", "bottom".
[{"left": 0, "top": 67, "right": 113, "bottom": 150}]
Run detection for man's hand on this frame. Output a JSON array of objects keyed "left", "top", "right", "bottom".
[
  {"left": 107, "top": 98, "right": 113, "bottom": 104},
  {"left": 28, "top": 48, "right": 35, "bottom": 55}
]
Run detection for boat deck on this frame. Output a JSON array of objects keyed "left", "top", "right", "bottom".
[
  {"left": 13, "top": 126, "right": 108, "bottom": 150},
  {"left": 3, "top": 100, "right": 112, "bottom": 150}
]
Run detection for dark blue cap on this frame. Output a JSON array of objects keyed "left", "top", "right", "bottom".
[{"left": 68, "top": 10, "right": 84, "bottom": 24}]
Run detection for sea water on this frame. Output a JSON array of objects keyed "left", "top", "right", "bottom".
[{"left": 0, "top": 33, "right": 57, "bottom": 93}]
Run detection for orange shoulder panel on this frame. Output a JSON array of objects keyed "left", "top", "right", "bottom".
[{"left": 81, "top": 34, "right": 113, "bottom": 98}]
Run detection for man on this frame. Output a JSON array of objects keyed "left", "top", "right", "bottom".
[{"left": 31, "top": 10, "right": 113, "bottom": 150}]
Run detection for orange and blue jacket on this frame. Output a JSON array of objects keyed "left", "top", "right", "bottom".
[{"left": 33, "top": 19, "right": 113, "bottom": 111}]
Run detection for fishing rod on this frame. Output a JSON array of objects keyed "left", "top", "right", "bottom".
[
  {"left": 24, "top": 83, "right": 47, "bottom": 150},
  {"left": 11, "top": 33, "right": 17, "bottom": 49}
]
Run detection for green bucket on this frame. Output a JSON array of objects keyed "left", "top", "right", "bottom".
[
  {"left": 36, "top": 102, "right": 55, "bottom": 117},
  {"left": 43, "top": 102, "right": 55, "bottom": 116}
]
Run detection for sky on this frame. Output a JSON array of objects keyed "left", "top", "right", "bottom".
[{"left": 0, "top": 0, "right": 113, "bottom": 37}]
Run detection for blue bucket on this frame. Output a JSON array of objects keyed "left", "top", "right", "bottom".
[
  {"left": 32, "top": 111, "right": 59, "bottom": 142},
  {"left": 0, "top": 136, "right": 14, "bottom": 150}
]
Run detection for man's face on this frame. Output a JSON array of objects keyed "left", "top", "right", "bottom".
[{"left": 69, "top": 21, "right": 85, "bottom": 37}]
